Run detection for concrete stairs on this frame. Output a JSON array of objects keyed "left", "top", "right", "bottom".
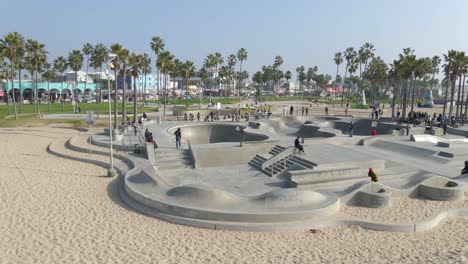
[
  {"left": 248, "top": 145, "right": 316, "bottom": 177},
  {"left": 269, "top": 145, "right": 286, "bottom": 155},
  {"left": 155, "top": 148, "right": 194, "bottom": 170}
]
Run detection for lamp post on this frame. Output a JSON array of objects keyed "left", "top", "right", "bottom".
[{"left": 106, "top": 61, "right": 116, "bottom": 177}]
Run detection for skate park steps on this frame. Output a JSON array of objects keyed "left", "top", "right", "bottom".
[
  {"left": 248, "top": 145, "right": 317, "bottom": 176},
  {"left": 155, "top": 148, "right": 194, "bottom": 170}
]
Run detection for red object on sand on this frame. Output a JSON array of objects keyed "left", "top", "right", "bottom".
[{"left": 309, "top": 229, "right": 321, "bottom": 234}]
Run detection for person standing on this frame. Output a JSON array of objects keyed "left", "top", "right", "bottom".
[
  {"left": 174, "top": 128, "right": 182, "bottom": 149},
  {"left": 325, "top": 107, "right": 329, "bottom": 116},
  {"left": 305, "top": 107, "right": 309, "bottom": 116},
  {"left": 290, "top": 105, "right": 294, "bottom": 115},
  {"left": 442, "top": 121, "right": 448, "bottom": 135},
  {"left": 349, "top": 121, "right": 355, "bottom": 137},
  {"left": 197, "top": 112, "right": 200, "bottom": 122}
]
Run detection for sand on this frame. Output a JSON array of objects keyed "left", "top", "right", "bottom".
[{"left": 0, "top": 126, "right": 467, "bottom": 264}]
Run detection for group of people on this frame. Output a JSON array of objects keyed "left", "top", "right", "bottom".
[{"left": 370, "top": 108, "right": 383, "bottom": 119}]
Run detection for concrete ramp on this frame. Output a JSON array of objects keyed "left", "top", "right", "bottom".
[{"left": 168, "top": 124, "right": 269, "bottom": 144}]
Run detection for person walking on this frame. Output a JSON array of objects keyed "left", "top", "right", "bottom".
[
  {"left": 349, "top": 121, "right": 355, "bottom": 137},
  {"left": 305, "top": 107, "right": 309, "bottom": 116},
  {"left": 325, "top": 107, "right": 329, "bottom": 116},
  {"left": 197, "top": 112, "right": 200, "bottom": 122},
  {"left": 174, "top": 128, "right": 182, "bottom": 149},
  {"left": 290, "top": 105, "right": 294, "bottom": 115},
  {"left": 442, "top": 121, "right": 448, "bottom": 135},
  {"left": 294, "top": 137, "right": 305, "bottom": 153}
]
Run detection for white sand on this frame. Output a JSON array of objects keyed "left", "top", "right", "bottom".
[
  {"left": 0, "top": 126, "right": 467, "bottom": 264},
  {"left": 341, "top": 197, "right": 468, "bottom": 223}
]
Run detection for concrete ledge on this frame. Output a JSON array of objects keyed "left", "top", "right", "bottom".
[
  {"left": 437, "top": 151, "right": 454, "bottom": 158},
  {"left": 437, "top": 141, "right": 450, "bottom": 148},
  {"left": 418, "top": 176, "right": 464, "bottom": 201}
]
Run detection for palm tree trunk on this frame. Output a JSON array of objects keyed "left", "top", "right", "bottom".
[
  {"left": 341, "top": 66, "right": 348, "bottom": 104},
  {"left": 402, "top": 80, "right": 408, "bottom": 118},
  {"left": 47, "top": 81, "right": 50, "bottom": 112},
  {"left": 460, "top": 75, "right": 466, "bottom": 119},
  {"left": 163, "top": 72, "right": 167, "bottom": 117},
  {"left": 36, "top": 68, "right": 42, "bottom": 118},
  {"left": 122, "top": 68, "right": 127, "bottom": 125},
  {"left": 448, "top": 79, "right": 456, "bottom": 119},
  {"left": 410, "top": 78, "right": 417, "bottom": 114},
  {"left": 113, "top": 69, "right": 118, "bottom": 129},
  {"left": 61, "top": 74, "right": 65, "bottom": 112},
  {"left": 84, "top": 56, "right": 89, "bottom": 96},
  {"left": 456, "top": 74, "right": 462, "bottom": 118},
  {"left": 442, "top": 78, "right": 449, "bottom": 118},
  {"left": 133, "top": 75, "right": 138, "bottom": 122},
  {"left": 392, "top": 84, "right": 398, "bottom": 119},
  {"left": 5, "top": 75, "right": 10, "bottom": 115},
  {"left": 239, "top": 61, "right": 243, "bottom": 98},
  {"left": 18, "top": 68, "right": 23, "bottom": 113},
  {"left": 10, "top": 64, "right": 17, "bottom": 119}
]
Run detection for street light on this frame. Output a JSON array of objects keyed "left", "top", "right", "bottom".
[{"left": 106, "top": 54, "right": 117, "bottom": 177}]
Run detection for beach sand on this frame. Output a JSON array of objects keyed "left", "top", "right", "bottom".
[{"left": 0, "top": 126, "right": 467, "bottom": 264}]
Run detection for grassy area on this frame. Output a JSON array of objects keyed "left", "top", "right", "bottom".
[
  {"left": 0, "top": 102, "right": 158, "bottom": 117},
  {"left": 0, "top": 113, "right": 129, "bottom": 128},
  {"left": 154, "top": 98, "right": 243, "bottom": 106}
]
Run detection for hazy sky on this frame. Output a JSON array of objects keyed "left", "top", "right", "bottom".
[{"left": 2, "top": 0, "right": 467, "bottom": 78}]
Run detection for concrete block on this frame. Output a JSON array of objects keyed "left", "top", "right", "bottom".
[{"left": 437, "top": 142, "right": 450, "bottom": 148}]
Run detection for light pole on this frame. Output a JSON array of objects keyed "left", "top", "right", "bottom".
[{"left": 106, "top": 58, "right": 116, "bottom": 177}]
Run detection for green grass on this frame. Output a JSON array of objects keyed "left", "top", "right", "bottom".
[
  {"left": 0, "top": 102, "right": 158, "bottom": 117},
  {"left": 155, "top": 98, "right": 242, "bottom": 106}
]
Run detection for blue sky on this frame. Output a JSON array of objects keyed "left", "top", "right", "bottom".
[{"left": 2, "top": 0, "right": 467, "bottom": 78}]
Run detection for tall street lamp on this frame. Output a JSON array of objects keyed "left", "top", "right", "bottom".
[{"left": 106, "top": 55, "right": 117, "bottom": 177}]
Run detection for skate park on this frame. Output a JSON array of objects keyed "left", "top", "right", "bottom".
[{"left": 56, "top": 113, "right": 468, "bottom": 232}]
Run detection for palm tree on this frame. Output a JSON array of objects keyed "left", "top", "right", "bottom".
[
  {"left": 150, "top": 36, "right": 165, "bottom": 97},
  {"left": 0, "top": 32, "right": 25, "bottom": 119},
  {"left": 296, "top": 66, "right": 305, "bottom": 96},
  {"left": 342, "top": 47, "right": 357, "bottom": 103},
  {"left": 333, "top": 52, "right": 343, "bottom": 103},
  {"left": 347, "top": 58, "right": 359, "bottom": 103},
  {"left": 213, "top": 52, "right": 224, "bottom": 97},
  {"left": 42, "top": 63, "right": 56, "bottom": 112},
  {"left": 82, "top": 43, "right": 93, "bottom": 97},
  {"left": 237, "top": 48, "right": 248, "bottom": 97},
  {"left": 273, "top": 56, "right": 283, "bottom": 95},
  {"left": 89, "top": 43, "right": 108, "bottom": 103},
  {"left": 157, "top": 50, "right": 175, "bottom": 116},
  {"left": 26, "top": 38, "right": 48, "bottom": 117},
  {"left": 454, "top": 52, "right": 467, "bottom": 119},
  {"left": 109, "top": 44, "right": 123, "bottom": 129},
  {"left": 442, "top": 50, "right": 457, "bottom": 118},
  {"left": 411, "top": 57, "right": 431, "bottom": 113},
  {"left": 398, "top": 48, "right": 417, "bottom": 118},
  {"left": 205, "top": 54, "right": 215, "bottom": 100},
  {"left": 68, "top": 49, "right": 83, "bottom": 114},
  {"left": 389, "top": 59, "right": 402, "bottom": 118},
  {"left": 53, "top": 56, "right": 68, "bottom": 112},
  {"left": 16, "top": 58, "right": 25, "bottom": 113},
  {"left": 430, "top": 56, "right": 441, "bottom": 98},
  {"left": 181, "top": 60, "right": 196, "bottom": 99},
  {"left": 119, "top": 48, "right": 130, "bottom": 125},
  {"left": 140, "top": 53, "right": 151, "bottom": 104},
  {"left": 128, "top": 52, "right": 143, "bottom": 122}
]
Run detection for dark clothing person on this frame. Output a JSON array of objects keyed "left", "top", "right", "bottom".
[
  {"left": 368, "top": 168, "right": 378, "bottom": 182},
  {"left": 349, "top": 122, "right": 355, "bottom": 137},
  {"left": 461, "top": 161, "right": 468, "bottom": 175},
  {"left": 442, "top": 122, "right": 447, "bottom": 135},
  {"left": 197, "top": 112, "right": 200, "bottom": 122},
  {"left": 294, "top": 137, "right": 304, "bottom": 153},
  {"left": 290, "top": 106, "right": 294, "bottom": 115},
  {"left": 174, "top": 128, "right": 182, "bottom": 149}
]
